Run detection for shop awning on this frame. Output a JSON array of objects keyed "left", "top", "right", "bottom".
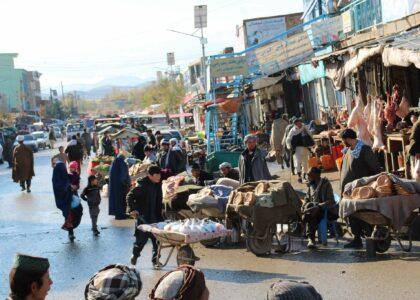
[
  {"left": 382, "top": 47, "right": 420, "bottom": 68},
  {"left": 252, "top": 76, "right": 283, "bottom": 90},
  {"left": 325, "top": 45, "right": 384, "bottom": 91},
  {"left": 183, "top": 93, "right": 195, "bottom": 104},
  {"left": 382, "top": 29, "right": 420, "bottom": 68},
  {"left": 169, "top": 113, "right": 193, "bottom": 118}
]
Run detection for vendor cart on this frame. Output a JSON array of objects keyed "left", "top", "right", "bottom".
[
  {"left": 138, "top": 224, "right": 231, "bottom": 269},
  {"left": 226, "top": 180, "right": 302, "bottom": 256},
  {"left": 340, "top": 194, "right": 420, "bottom": 256}
]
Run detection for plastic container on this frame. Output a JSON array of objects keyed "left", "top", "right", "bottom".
[
  {"left": 321, "top": 154, "right": 335, "bottom": 171},
  {"left": 308, "top": 156, "right": 319, "bottom": 168}
]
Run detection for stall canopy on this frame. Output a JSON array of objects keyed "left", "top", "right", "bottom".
[
  {"left": 382, "top": 29, "right": 420, "bottom": 68},
  {"left": 169, "top": 113, "right": 193, "bottom": 118},
  {"left": 110, "top": 128, "right": 140, "bottom": 140}
]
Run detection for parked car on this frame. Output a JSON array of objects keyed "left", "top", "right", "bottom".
[
  {"left": 14, "top": 135, "right": 38, "bottom": 152},
  {"left": 53, "top": 126, "right": 62, "bottom": 139},
  {"left": 31, "top": 131, "right": 50, "bottom": 150},
  {"left": 159, "top": 131, "right": 173, "bottom": 141},
  {"left": 66, "top": 123, "right": 84, "bottom": 141}
]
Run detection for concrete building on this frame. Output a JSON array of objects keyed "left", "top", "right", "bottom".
[{"left": 0, "top": 53, "right": 42, "bottom": 113}]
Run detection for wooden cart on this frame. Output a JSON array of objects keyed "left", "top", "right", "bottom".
[{"left": 138, "top": 224, "right": 231, "bottom": 270}]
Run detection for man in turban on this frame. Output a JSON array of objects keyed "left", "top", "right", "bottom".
[{"left": 150, "top": 265, "right": 209, "bottom": 300}]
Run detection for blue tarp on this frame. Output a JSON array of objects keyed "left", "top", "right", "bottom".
[{"left": 298, "top": 60, "right": 326, "bottom": 85}]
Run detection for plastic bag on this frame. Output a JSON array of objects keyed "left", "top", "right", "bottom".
[{"left": 71, "top": 195, "right": 81, "bottom": 209}]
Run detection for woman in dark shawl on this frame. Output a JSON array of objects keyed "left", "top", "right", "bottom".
[
  {"left": 52, "top": 161, "right": 83, "bottom": 241},
  {"left": 108, "top": 154, "right": 130, "bottom": 220}
]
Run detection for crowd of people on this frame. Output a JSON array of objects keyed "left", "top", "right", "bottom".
[{"left": 6, "top": 110, "right": 420, "bottom": 299}]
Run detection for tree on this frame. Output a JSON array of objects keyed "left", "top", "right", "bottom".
[{"left": 46, "top": 100, "right": 65, "bottom": 119}]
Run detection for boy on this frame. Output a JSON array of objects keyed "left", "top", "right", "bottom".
[{"left": 81, "top": 175, "right": 101, "bottom": 236}]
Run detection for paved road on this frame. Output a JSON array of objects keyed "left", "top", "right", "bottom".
[{"left": 1, "top": 146, "right": 420, "bottom": 299}]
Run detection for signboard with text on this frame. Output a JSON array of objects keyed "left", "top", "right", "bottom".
[
  {"left": 247, "top": 31, "right": 314, "bottom": 75},
  {"left": 244, "top": 16, "right": 286, "bottom": 48},
  {"left": 210, "top": 56, "right": 249, "bottom": 78},
  {"left": 310, "top": 15, "right": 343, "bottom": 47}
]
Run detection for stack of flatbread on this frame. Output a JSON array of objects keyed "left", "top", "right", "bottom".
[
  {"left": 395, "top": 183, "right": 413, "bottom": 196},
  {"left": 374, "top": 174, "right": 394, "bottom": 197}
]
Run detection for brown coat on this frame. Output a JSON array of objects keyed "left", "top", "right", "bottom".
[{"left": 12, "top": 144, "right": 35, "bottom": 182}]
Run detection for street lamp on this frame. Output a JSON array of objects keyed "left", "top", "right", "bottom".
[{"left": 167, "top": 4, "right": 208, "bottom": 93}]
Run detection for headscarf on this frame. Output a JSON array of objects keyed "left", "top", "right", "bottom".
[
  {"left": 150, "top": 265, "right": 206, "bottom": 300},
  {"left": 342, "top": 139, "right": 364, "bottom": 159},
  {"left": 85, "top": 264, "right": 142, "bottom": 300},
  {"left": 266, "top": 280, "right": 322, "bottom": 300},
  {"left": 52, "top": 161, "right": 72, "bottom": 218}
]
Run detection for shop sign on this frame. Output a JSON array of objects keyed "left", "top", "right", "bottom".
[
  {"left": 342, "top": 10, "right": 353, "bottom": 33},
  {"left": 244, "top": 16, "right": 286, "bottom": 47},
  {"left": 250, "top": 31, "right": 314, "bottom": 75},
  {"left": 210, "top": 56, "right": 249, "bottom": 78},
  {"left": 310, "top": 15, "right": 344, "bottom": 47}
]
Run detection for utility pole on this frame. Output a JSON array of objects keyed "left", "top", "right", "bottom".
[{"left": 60, "top": 81, "right": 65, "bottom": 101}]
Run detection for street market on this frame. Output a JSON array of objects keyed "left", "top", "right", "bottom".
[{"left": 1, "top": 1, "right": 420, "bottom": 300}]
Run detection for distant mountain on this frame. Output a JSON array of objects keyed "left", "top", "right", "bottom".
[{"left": 43, "top": 76, "right": 154, "bottom": 100}]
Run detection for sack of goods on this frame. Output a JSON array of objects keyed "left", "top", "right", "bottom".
[
  {"left": 187, "top": 185, "right": 233, "bottom": 213},
  {"left": 344, "top": 173, "right": 418, "bottom": 200},
  {"left": 129, "top": 162, "right": 150, "bottom": 177},
  {"left": 155, "top": 218, "right": 226, "bottom": 235}
]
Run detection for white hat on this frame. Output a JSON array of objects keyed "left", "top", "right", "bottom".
[{"left": 16, "top": 135, "right": 24, "bottom": 142}]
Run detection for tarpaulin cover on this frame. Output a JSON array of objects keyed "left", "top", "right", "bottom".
[
  {"left": 298, "top": 61, "right": 326, "bottom": 85},
  {"left": 218, "top": 98, "right": 241, "bottom": 113},
  {"left": 382, "top": 47, "right": 420, "bottom": 68},
  {"left": 226, "top": 180, "right": 302, "bottom": 235},
  {"left": 340, "top": 194, "right": 420, "bottom": 230}
]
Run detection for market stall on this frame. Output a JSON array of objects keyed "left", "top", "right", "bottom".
[{"left": 340, "top": 173, "right": 420, "bottom": 256}]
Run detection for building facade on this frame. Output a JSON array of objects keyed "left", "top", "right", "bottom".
[{"left": 0, "top": 53, "right": 42, "bottom": 113}]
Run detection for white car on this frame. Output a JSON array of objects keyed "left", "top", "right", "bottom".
[
  {"left": 14, "top": 135, "right": 38, "bottom": 152},
  {"left": 31, "top": 131, "right": 50, "bottom": 150},
  {"left": 53, "top": 127, "right": 62, "bottom": 139}
]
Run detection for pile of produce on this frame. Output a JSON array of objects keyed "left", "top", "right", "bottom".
[
  {"left": 347, "top": 174, "right": 415, "bottom": 200},
  {"left": 92, "top": 155, "right": 114, "bottom": 164},
  {"left": 155, "top": 219, "right": 226, "bottom": 234},
  {"left": 93, "top": 163, "right": 111, "bottom": 175}
]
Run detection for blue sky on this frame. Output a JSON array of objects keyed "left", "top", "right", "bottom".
[{"left": 0, "top": 0, "right": 302, "bottom": 88}]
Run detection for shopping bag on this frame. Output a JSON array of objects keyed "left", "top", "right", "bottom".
[{"left": 71, "top": 195, "right": 81, "bottom": 209}]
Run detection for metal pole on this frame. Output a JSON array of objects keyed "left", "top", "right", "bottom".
[
  {"left": 60, "top": 81, "right": 65, "bottom": 101},
  {"left": 200, "top": 16, "right": 207, "bottom": 97}
]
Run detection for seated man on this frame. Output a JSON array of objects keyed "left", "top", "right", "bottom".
[
  {"left": 219, "top": 162, "right": 240, "bottom": 181},
  {"left": 191, "top": 163, "right": 214, "bottom": 186},
  {"left": 302, "top": 167, "right": 337, "bottom": 249}
]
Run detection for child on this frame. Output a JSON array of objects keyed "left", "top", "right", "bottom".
[
  {"left": 81, "top": 175, "right": 101, "bottom": 236},
  {"left": 68, "top": 161, "right": 80, "bottom": 195}
]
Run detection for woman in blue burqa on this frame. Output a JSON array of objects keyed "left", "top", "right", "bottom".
[
  {"left": 52, "top": 161, "right": 83, "bottom": 241},
  {"left": 108, "top": 154, "right": 130, "bottom": 220}
]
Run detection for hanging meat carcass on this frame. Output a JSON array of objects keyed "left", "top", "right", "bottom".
[
  {"left": 348, "top": 96, "right": 373, "bottom": 146},
  {"left": 384, "top": 85, "right": 399, "bottom": 130},
  {"left": 372, "top": 98, "right": 385, "bottom": 149},
  {"left": 364, "top": 95, "right": 372, "bottom": 133},
  {"left": 396, "top": 95, "right": 410, "bottom": 119}
]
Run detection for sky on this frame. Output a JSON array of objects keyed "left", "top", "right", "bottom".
[{"left": 0, "top": 0, "right": 302, "bottom": 90}]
